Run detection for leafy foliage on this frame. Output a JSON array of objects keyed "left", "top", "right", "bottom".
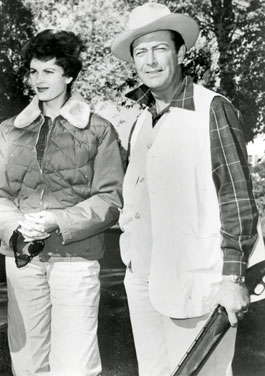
[
  {"left": 166, "top": 0, "right": 265, "bottom": 142},
  {"left": 231, "top": 1, "right": 265, "bottom": 141},
  {"left": 23, "top": 0, "right": 134, "bottom": 107},
  {"left": 0, "top": 0, "right": 264, "bottom": 143},
  {"left": 251, "top": 162, "right": 265, "bottom": 218},
  {"left": 0, "top": 0, "right": 35, "bottom": 122}
]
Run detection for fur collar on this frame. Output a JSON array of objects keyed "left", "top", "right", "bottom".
[{"left": 14, "top": 92, "right": 91, "bottom": 129}]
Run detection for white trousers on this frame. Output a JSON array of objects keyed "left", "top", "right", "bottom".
[
  {"left": 124, "top": 269, "right": 237, "bottom": 376},
  {"left": 6, "top": 257, "right": 102, "bottom": 376}
]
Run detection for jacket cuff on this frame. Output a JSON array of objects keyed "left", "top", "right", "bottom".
[
  {"left": 52, "top": 211, "right": 72, "bottom": 245},
  {"left": 5, "top": 221, "right": 24, "bottom": 249}
]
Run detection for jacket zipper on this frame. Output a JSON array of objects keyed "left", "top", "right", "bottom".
[
  {"left": 35, "top": 115, "right": 45, "bottom": 173},
  {"left": 36, "top": 116, "right": 55, "bottom": 210}
]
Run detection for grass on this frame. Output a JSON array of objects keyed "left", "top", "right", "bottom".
[
  {"left": 233, "top": 299, "right": 265, "bottom": 376},
  {"left": 99, "top": 283, "right": 138, "bottom": 375},
  {"left": 1, "top": 280, "right": 265, "bottom": 375},
  {"left": 0, "top": 282, "right": 138, "bottom": 376}
]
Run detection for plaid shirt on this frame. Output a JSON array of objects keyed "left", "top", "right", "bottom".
[
  {"left": 126, "top": 76, "right": 259, "bottom": 276},
  {"left": 36, "top": 116, "right": 51, "bottom": 166}
]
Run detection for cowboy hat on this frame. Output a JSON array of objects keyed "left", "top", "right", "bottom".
[{"left": 111, "top": 2, "right": 199, "bottom": 62}]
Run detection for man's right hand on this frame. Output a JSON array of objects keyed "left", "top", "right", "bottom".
[{"left": 212, "top": 279, "right": 250, "bottom": 326}]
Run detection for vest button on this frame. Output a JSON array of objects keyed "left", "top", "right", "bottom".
[
  {"left": 147, "top": 143, "right": 152, "bottom": 149},
  {"left": 140, "top": 177, "right": 145, "bottom": 183},
  {"left": 135, "top": 212, "right": 141, "bottom": 219}
]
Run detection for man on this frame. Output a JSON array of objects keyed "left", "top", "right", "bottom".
[{"left": 111, "top": 3, "right": 262, "bottom": 376}]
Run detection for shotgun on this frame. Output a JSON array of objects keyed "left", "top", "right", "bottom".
[{"left": 171, "top": 260, "right": 265, "bottom": 376}]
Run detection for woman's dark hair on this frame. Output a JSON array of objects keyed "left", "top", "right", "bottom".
[{"left": 22, "top": 29, "right": 85, "bottom": 86}]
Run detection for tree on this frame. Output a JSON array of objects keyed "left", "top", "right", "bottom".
[
  {"left": 0, "top": 0, "right": 35, "bottom": 122},
  {"left": 1, "top": 0, "right": 264, "bottom": 143},
  {"left": 163, "top": 0, "right": 265, "bottom": 142},
  {"left": 105, "top": 0, "right": 265, "bottom": 142},
  {"left": 231, "top": 1, "right": 265, "bottom": 141},
  {"left": 208, "top": 0, "right": 265, "bottom": 141},
  {"left": 23, "top": 0, "right": 133, "bottom": 106}
]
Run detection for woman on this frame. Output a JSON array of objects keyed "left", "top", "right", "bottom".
[{"left": 0, "top": 29, "right": 123, "bottom": 376}]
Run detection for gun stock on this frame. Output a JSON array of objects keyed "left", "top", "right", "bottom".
[
  {"left": 171, "top": 260, "right": 265, "bottom": 376},
  {"left": 245, "top": 260, "right": 265, "bottom": 296}
]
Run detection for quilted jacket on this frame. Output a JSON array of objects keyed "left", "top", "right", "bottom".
[{"left": 0, "top": 92, "right": 124, "bottom": 261}]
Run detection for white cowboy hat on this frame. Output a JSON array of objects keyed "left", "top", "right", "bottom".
[{"left": 111, "top": 2, "right": 200, "bottom": 62}]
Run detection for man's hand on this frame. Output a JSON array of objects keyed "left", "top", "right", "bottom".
[
  {"left": 212, "top": 280, "right": 250, "bottom": 327},
  {"left": 18, "top": 211, "right": 59, "bottom": 242}
]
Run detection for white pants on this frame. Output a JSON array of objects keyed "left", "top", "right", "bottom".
[
  {"left": 124, "top": 269, "right": 237, "bottom": 376},
  {"left": 6, "top": 257, "right": 101, "bottom": 376}
]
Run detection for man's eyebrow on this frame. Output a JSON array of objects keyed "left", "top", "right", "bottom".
[{"left": 134, "top": 46, "right": 147, "bottom": 51}]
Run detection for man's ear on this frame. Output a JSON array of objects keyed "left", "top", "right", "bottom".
[{"left": 177, "top": 45, "right": 186, "bottom": 65}]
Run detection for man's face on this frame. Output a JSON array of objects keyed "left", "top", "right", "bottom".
[
  {"left": 132, "top": 30, "right": 183, "bottom": 96},
  {"left": 29, "top": 57, "right": 72, "bottom": 104}
]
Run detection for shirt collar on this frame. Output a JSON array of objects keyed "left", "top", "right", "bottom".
[{"left": 126, "top": 75, "right": 195, "bottom": 113}]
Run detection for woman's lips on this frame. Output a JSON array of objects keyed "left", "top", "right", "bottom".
[{"left": 37, "top": 87, "right": 49, "bottom": 92}]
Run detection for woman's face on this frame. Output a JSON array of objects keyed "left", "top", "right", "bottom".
[{"left": 29, "top": 57, "right": 72, "bottom": 104}]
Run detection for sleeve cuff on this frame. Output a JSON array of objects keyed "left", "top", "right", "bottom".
[
  {"left": 222, "top": 249, "right": 248, "bottom": 276},
  {"left": 52, "top": 210, "right": 72, "bottom": 245}
]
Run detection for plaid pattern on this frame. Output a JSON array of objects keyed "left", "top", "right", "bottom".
[
  {"left": 127, "top": 76, "right": 259, "bottom": 276},
  {"left": 36, "top": 116, "right": 51, "bottom": 165}
]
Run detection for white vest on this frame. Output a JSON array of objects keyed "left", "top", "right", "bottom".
[{"left": 120, "top": 83, "right": 264, "bottom": 318}]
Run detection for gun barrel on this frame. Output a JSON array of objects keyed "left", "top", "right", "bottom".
[
  {"left": 171, "top": 260, "right": 265, "bottom": 376},
  {"left": 171, "top": 306, "right": 230, "bottom": 376}
]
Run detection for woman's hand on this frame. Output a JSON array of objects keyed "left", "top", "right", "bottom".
[{"left": 18, "top": 211, "right": 59, "bottom": 242}]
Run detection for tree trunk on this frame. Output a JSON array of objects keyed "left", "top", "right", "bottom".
[{"left": 210, "top": 0, "right": 236, "bottom": 99}]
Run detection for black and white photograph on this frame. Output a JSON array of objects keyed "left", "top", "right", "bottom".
[{"left": 0, "top": 1, "right": 265, "bottom": 375}]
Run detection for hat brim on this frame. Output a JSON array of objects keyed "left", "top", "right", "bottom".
[{"left": 111, "top": 13, "right": 199, "bottom": 62}]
